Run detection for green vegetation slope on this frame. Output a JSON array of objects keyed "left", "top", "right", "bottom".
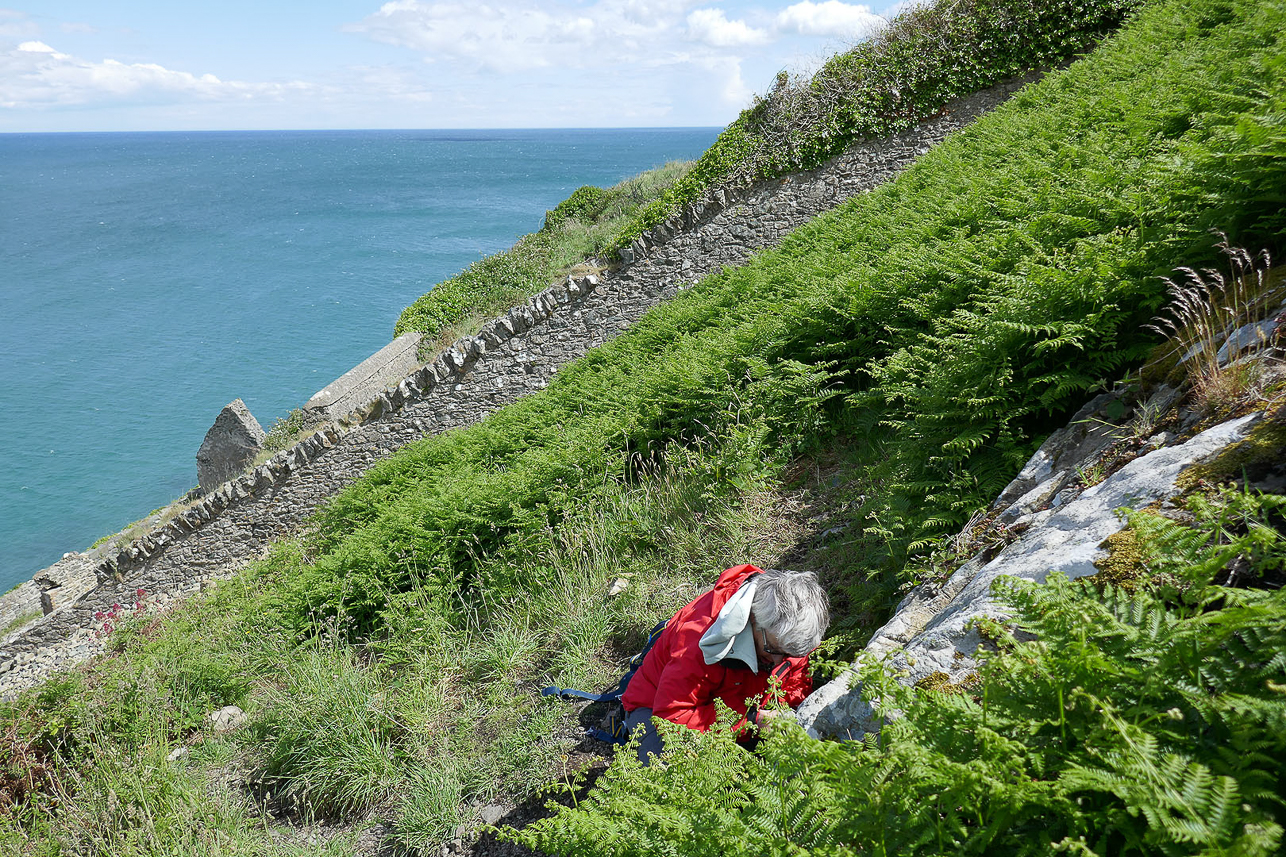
[
  {"left": 3, "top": 0, "right": 1286, "bottom": 853},
  {"left": 394, "top": 0, "right": 1142, "bottom": 344}
]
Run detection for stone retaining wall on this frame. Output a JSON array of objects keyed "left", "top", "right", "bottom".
[
  {"left": 305, "top": 330, "right": 426, "bottom": 420},
  {"left": 0, "top": 76, "right": 1035, "bottom": 698}
]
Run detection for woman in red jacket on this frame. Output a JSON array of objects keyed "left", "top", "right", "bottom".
[{"left": 620, "top": 564, "right": 829, "bottom": 764}]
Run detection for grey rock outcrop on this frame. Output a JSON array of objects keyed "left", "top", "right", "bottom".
[
  {"left": 796, "top": 410, "right": 1265, "bottom": 741},
  {"left": 196, "top": 399, "right": 266, "bottom": 492}
]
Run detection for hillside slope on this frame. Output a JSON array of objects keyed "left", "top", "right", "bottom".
[
  {"left": 393, "top": 0, "right": 1143, "bottom": 345},
  {"left": 3, "top": 0, "right": 1286, "bottom": 853}
]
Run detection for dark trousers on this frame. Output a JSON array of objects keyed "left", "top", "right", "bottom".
[{"left": 624, "top": 706, "right": 665, "bottom": 766}]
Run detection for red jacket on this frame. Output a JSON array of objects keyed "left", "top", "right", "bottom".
[{"left": 620, "top": 564, "right": 812, "bottom": 734}]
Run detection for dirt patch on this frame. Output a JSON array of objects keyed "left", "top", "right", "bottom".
[{"left": 466, "top": 741, "right": 611, "bottom": 857}]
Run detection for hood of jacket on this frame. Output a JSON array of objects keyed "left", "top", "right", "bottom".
[{"left": 698, "top": 573, "right": 759, "bottom": 671}]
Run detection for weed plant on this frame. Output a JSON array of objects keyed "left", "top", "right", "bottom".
[
  {"left": 0, "top": 436, "right": 786, "bottom": 853},
  {"left": 1148, "top": 236, "right": 1281, "bottom": 414},
  {"left": 302, "top": 0, "right": 1286, "bottom": 636},
  {"left": 1, "top": 610, "right": 41, "bottom": 639},
  {"left": 394, "top": 161, "right": 692, "bottom": 342},
  {"left": 260, "top": 408, "right": 317, "bottom": 456},
  {"left": 397, "top": 0, "right": 1143, "bottom": 342}
]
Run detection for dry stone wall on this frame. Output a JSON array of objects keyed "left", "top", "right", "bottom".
[{"left": 0, "top": 76, "right": 1035, "bottom": 699}]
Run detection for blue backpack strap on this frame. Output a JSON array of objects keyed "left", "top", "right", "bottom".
[
  {"left": 540, "top": 618, "right": 669, "bottom": 743},
  {"left": 540, "top": 686, "right": 614, "bottom": 703}
]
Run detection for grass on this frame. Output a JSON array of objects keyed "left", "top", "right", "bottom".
[
  {"left": 28, "top": 738, "right": 359, "bottom": 857},
  {"left": 260, "top": 409, "right": 321, "bottom": 457},
  {"left": 88, "top": 493, "right": 205, "bottom": 558},
  {"left": 396, "top": 0, "right": 1141, "bottom": 342},
  {"left": 1148, "top": 241, "right": 1285, "bottom": 415},
  {"left": 516, "top": 486, "right": 1286, "bottom": 856},
  {"left": 294, "top": 0, "right": 1286, "bottom": 638},
  {"left": 394, "top": 160, "right": 693, "bottom": 342},
  {"left": 609, "top": 0, "right": 1143, "bottom": 253},
  {"left": 2, "top": 611, "right": 41, "bottom": 639},
  {"left": 1, "top": 438, "right": 804, "bottom": 853}
]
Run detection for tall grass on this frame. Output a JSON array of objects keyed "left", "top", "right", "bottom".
[
  {"left": 1, "top": 437, "right": 788, "bottom": 851},
  {"left": 300, "top": 0, "right": 1286, "bottom": 637},
  {"left": 1147, "top": 235, "right": 1281, "bottom": 413},
  {"left": 518, "top": 488, "right": 1286, "bottom": 856},
  {"left": 257, "top": 639, "right": 405, "bottom": 817}
]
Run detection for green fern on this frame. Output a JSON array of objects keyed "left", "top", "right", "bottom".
[{"left": 521, "top": 486, "right": 1286, "bottom": 855}]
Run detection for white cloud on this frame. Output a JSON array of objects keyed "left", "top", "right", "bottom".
[
  {"left": 703, "top": 54, "right": 753, "bottom": 105},
  {"left": 0, "top": 41, "right": 314, "bottom": 109},
  {"left": 335, "top": 0, "right": 894, "bottom": 125},
  {"left": 775, "top": 1, "right": 884, "bottom": 38},
  {"left": 608, "top": 0, "right": 696, "bottom": 27},
  {"left": 349, "top": 2, "right": 598, "bottom": 72},
  {"left": 686, "top": 8, "right": 768, "bottom": 47},
  {"left": 0, "top": 9, "right": 39, "bottom": 39},
  {"left": 345, "top": 0, "right": 713, "bottom": 72},
  {"left": 345, "top": 1, "right": 889, "bottom": 75},
  {"left": 348, "top": 64, "right": 435, "bottom": 103}
]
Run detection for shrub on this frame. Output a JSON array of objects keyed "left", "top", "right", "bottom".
[
  {"left": 9, "top": 0, "right": 1286, "bottom": 849},
  {"left": 262, "top": 408, "right": 317, "bottom": 454},
  {"left": 544, "top": 185, "right": 613, "bottom": 231},
  {"left": 295, "top": 0, "right": 1286, "bottom": 638}
]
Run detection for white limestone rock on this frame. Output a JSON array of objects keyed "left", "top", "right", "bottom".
[
  {"left": 208, "top": 705, "right": 246, "bottom": 732},
  {"left": 798, "top": 411, "right": 1262, "bottom": 740}
]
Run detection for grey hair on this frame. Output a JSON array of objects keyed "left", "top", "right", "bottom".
[{"left": 751, "top": 569, "right": 829, "bottom": 657}]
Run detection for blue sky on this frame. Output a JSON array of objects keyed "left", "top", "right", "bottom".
[{"left": 0, "top": 1, "right": 900, "bottom": 131}]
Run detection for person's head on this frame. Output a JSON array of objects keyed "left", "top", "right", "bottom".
[{"left": 749, "top": 569, "right": 829, "bottom": 668}]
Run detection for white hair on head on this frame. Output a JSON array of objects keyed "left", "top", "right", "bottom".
[{"left": 751, "top": 568, "right": 829, "bottom": 657}]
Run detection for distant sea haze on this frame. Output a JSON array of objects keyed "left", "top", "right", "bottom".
[{"left": 0, "top": 128, "right": 720, "bottom": 594}]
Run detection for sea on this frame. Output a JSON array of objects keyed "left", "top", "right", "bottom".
[{"left": 0, "top": 128, "right": 721, "bottom": 595}]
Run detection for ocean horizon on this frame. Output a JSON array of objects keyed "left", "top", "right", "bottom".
[{"left": 0, "top": 127, "right": 721, "bottom": 595}]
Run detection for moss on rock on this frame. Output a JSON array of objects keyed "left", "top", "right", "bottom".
[
  {"left": 1176, "top": 406, "right": 1286, "bottom": 492},
  {"left": 1092, "top": 527, "right": 1151, "bottom": 592},
  {"left": 914, "top": 670, "right": 981, "bottom": 695}
]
